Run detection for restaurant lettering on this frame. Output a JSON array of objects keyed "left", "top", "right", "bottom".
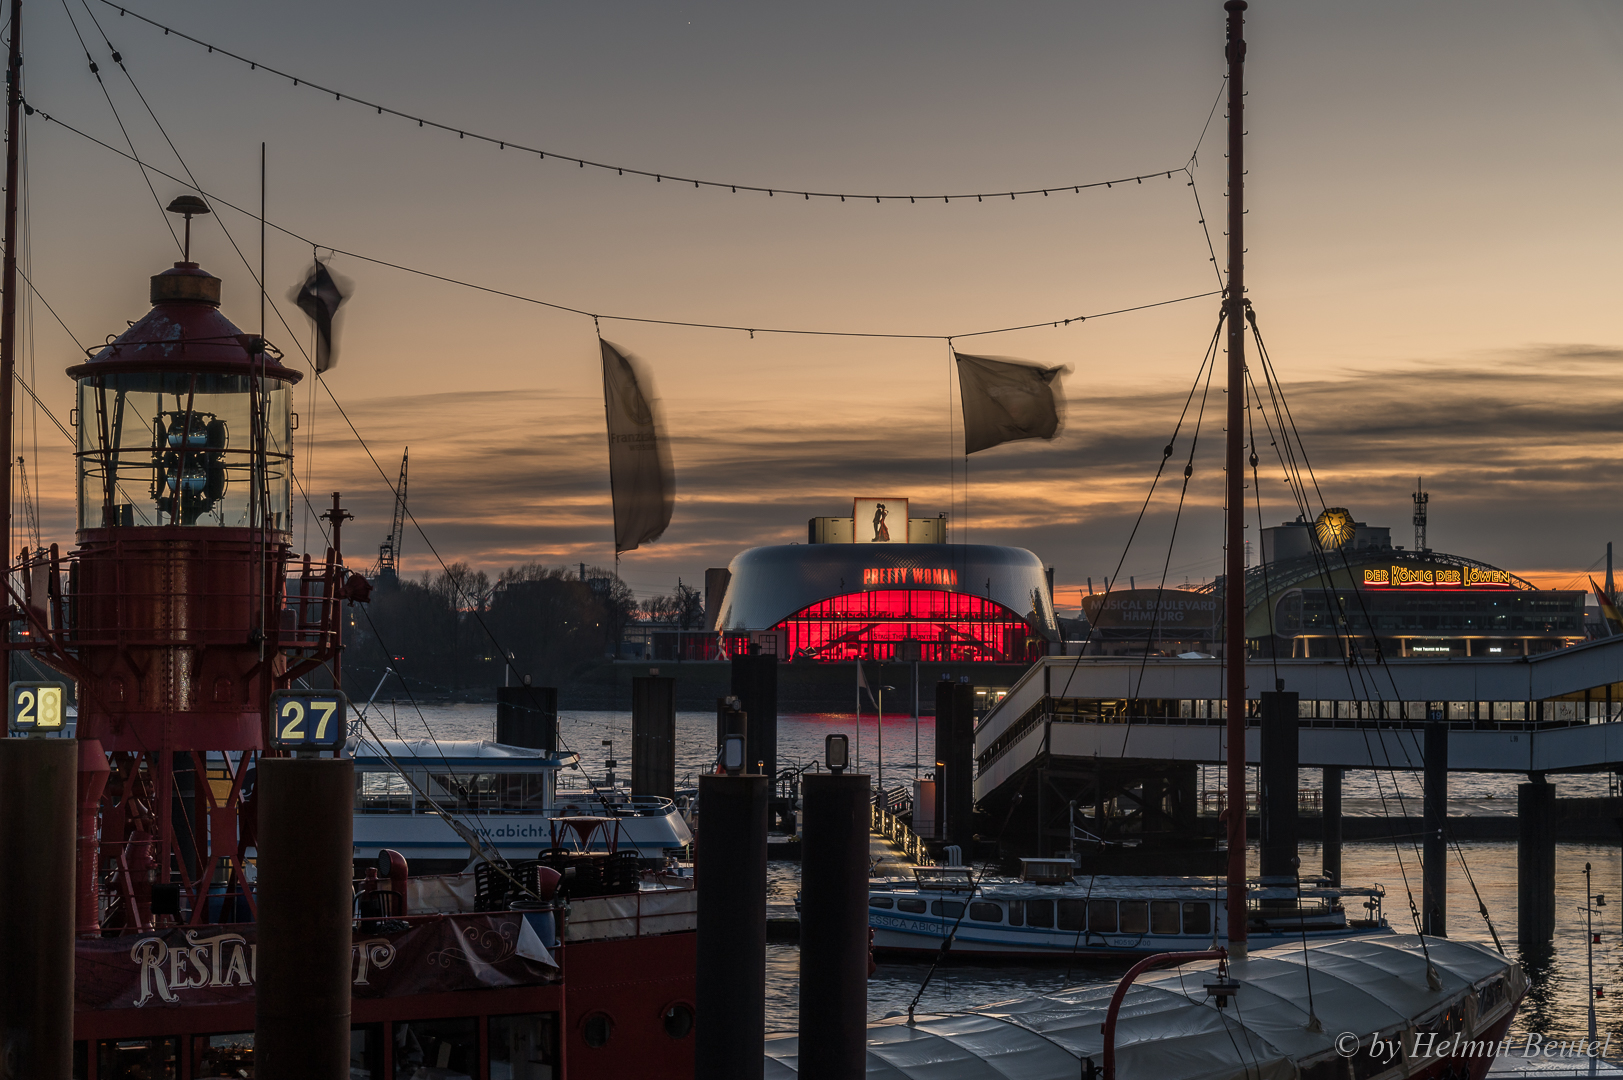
[
  {"left": 127, "top": 930, "right": 397, "bottom": 1007},
  {"left": 863, "top": 567, "right": 957, "bottom": 586}
]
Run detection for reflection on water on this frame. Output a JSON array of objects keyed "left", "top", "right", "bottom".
[{"left": 369, "top": 704, "right": 1623, "bottom": 1041}]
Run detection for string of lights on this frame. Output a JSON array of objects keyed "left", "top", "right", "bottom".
[
  {"left": 26, "top": 100, "right": 1223, "bottom": 342},
  {"left": 94, "top": 0, "right": 1193, "bottom": 205}
]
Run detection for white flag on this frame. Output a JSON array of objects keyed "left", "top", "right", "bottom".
[
  {"left": 601, "top": 340, "right": 674, "bottom": 553},
  {"left": 955, "top": 352, "right": 1067, "bottom": 454}
]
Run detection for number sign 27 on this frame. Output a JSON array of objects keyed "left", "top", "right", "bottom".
[{"left": 270, "top": 692, "right": 346, "bottom": 750}]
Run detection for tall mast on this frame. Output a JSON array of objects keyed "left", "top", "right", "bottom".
[
  {"left": 0, "top": 0, "right": 19, "bottom": 595},
  {"left": 1223, "top": 0, "right": 1249, "bottom": 957}
]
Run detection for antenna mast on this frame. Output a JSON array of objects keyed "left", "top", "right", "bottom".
[
  {"left": 1222, "top": 0, "right": 1249, "bottom": 959},
  {"left": 1412, "top": 476, "right": 1429, "bottom": 552}
]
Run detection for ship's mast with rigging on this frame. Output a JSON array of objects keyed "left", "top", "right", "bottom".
[
  {"left": 0, "top": 0, "right": 20, "bottom": 660},
  {"left": 1223, "top": 0, "right": 1249, "bottom": 958}
]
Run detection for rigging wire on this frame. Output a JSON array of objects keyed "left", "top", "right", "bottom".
[
  {"left": 27, "top": 97, "right": 1221, "bottom": 344},
  {"left": 93, "top": 0, "right": 1199, "bottom": 207}
]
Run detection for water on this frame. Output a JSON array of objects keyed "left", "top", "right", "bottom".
[{"left": 358, "top": 703, "right": 1623, "bottom": 1043}]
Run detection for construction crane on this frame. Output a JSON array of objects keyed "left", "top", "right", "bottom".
[
  {"left": 375, "top": 448, "right": 408, "bottom": 585},
  {"left": 17, "top": 456, "right": 40, "bottom": 551}
]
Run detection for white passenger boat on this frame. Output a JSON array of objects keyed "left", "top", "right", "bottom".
[
  {"left": 869, "top": 862, "right": 1388, "bottom": 959},
  {"left": 349, "top": 736, "right": 693, "bottom": 868}
]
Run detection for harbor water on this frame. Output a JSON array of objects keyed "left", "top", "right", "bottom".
[{"left": 367, "top": 703, "right": 1623, "bottom": 1043}]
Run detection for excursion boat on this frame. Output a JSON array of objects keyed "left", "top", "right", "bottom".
[
  {"left": 351, "top": 736, "right": 693, "bottom": 870},
  {"left": 766, "top": 935, "right": 1527, "bottom": 1080},
  {"left": 868, "top": 862, "right": 1387, "bottom": 959}
]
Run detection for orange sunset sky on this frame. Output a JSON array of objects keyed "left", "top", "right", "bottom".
[{"left": 12, "top": 0, "right": 1623, "bottom": 609}]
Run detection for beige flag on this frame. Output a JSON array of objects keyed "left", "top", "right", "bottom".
[
  {"left": 955, "top": 352, "right": 1067, "bottom": 454},
  {"left": 601, "top": 339, "right": 674, "bottom": 553}
]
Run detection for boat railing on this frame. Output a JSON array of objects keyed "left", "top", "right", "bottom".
[
  {"left": 553, "top": 794, "right": 678, "bottom": 818},
  {"left": 1200, "top": 789, "right": 1323, "bottom": 815},
  {"left": 870, "top": 802, "right": 933, "bottom": 866}
]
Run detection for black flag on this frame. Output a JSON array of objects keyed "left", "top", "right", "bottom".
[
  {"left": 955, "top": 352, "right": 1067, "bottom": 454},
  {"left": 294, "top": 260, "right": 347, "bottom": 372}
]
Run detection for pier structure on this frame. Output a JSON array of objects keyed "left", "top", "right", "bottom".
[{"left": 976, "top": 642, "right": 1623, "bottom": 945}]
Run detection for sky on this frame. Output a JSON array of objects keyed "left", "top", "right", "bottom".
[{"left": 12, "top": 0, "right": 1623, "bottom": 609}]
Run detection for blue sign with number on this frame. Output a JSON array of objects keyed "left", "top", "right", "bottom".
[
  {"left": 9, "top": 682, "right": 67, "bottom": 734},
  {"left": 270, "top": 691, "right": 347, "bottom": 750}
]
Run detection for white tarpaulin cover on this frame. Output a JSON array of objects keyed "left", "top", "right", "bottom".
[{"left": 764, "top": 936, "right": 1524, "bottom": 1080}]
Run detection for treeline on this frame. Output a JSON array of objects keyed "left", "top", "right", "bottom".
[{"left": 345, "top": 562, "right": 696, "bottom": 696}]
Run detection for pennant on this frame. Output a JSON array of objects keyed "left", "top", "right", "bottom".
[
  {"left": 856, "top": 660, "right": 876, "bottom": 710},
  {"left": 955, "top": 352, "right": 1067, "bottom": 454},
  {"left": 292, "top": 260, "right": 348, "bottom": 373},
  {"left": 601, "top": 339, "right": 674, "bottom": 554}
]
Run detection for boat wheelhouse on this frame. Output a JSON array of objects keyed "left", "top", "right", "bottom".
[
  {"left": 350, "top": 737, "right": 693, "bottom": 870},
  {"left": 868, "top": 865, "right": 1387, "bottom": 959}
]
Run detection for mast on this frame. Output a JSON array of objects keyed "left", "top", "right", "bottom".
[
  {"left": 1222, "top": 0, "right": 1249, "bottom": 957},
  {"left": 0, "top": 0, "right": 19, "bottom": 638}
]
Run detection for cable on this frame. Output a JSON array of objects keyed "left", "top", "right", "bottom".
[
  {"left": 29, "top": 95, "right": 1220, "bottom": 343},
  {"left": 94, "top": 0, "right": 1195, "bottom": 207}
]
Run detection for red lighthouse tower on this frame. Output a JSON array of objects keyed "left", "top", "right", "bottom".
[{"left": 20, "top": 205, "right": 355, "bottom": 933}]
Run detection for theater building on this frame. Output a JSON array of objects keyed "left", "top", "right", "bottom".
[
  {"left": 1246, "top": 511, "right": 1587, "bottom": 658},
  {"left": 704, "top": 498, "right": 1059, "bottom": 662}
]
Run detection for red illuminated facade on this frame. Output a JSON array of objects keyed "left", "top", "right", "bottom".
[{"left": 775, "top": 589, "right": 1043, "bottom": 662}]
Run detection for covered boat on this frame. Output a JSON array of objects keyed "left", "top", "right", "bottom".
[{"left": 765, "top": 936, "right": 1526, "bottom": 1080}]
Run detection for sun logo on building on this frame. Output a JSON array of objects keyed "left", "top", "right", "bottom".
[{"left": 1314, "top": 508, "right": 1356, "bottom": 549}]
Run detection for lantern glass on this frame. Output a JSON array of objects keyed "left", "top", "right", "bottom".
[{"left": 76, "top": 372, "right": 293, "bottom": 532}]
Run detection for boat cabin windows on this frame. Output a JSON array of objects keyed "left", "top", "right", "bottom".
[
  {"left": 353, "top": 769, "right": 553, "bottom": 814},
  {"left": 897, "top": 899, "right": 927, "bottom": 914},
  {"left": 931, "top": 900, "right": 965, "bottom": 919},
  {"left": 969, "top": 901, "right": 1002, "bottom": 923},
  {"left": 869, "top": 895, "right": 895, "bottom": 909},
  {"left": 1026, "top": 899, "right": 1055, "bottom": 929},
  {"left": 489, "top": 1013, "right": 560, "bottom": 1078},
  {"left": 1057, "top": 900, "right": 1085, "bottom": 931},
  {"left": 1119, "top": 900, "right": 1149, "bottom": 934},
  {"left": 396, "top": 1016, "right": 478, "bottom": 1077},
  {"left": 1007, "top": 900, "right": 1023, "bottom": 926},
  {"left": 1151, "top": 900, "right": 1181, "bottom": 934},
  {"left": 194, "top": 1032, "right": 253, "bottom": 1077},
  {"left": 1182, "top": 901, "right": 1212, "bottom": 935},
  {"left": 1088, "top": 900, "right": 1117, "bottom": 933},
  {"left": 94, "top": 1037, "right": 178, "bottom": 1079}
]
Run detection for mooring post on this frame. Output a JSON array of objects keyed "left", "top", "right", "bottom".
[
  {"left": 254, "top": 756, "right": 356, "bottom": 1078},
  {"left": 631, "top": 675, "right": 677, "bottom": 800},
  {"left": 695, "top": 772, "right": 768, "bottom": 1080},
  {"left": 0, "top": 737, "right": 77, "bottom": 1078},
  {"left": 1422, "top": 719, "right": 1448, "bottom": 936},
  {"left": 1321, "top": 766, "right": 1342, "bottom": 885},
  {"left": 1518, "top": 775, "right": 1556, "bottom": 946},
  {"left": 1258, "top": 689, "right": 1300, "bottom": 883},
  {"left": 798, "top": 771, "right": 870, "bottom": 1080}
]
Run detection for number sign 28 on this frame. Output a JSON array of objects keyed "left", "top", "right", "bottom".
[
  {"left": 270, "top": 692, "right": 346, "bottom": 750},
  {"left": 9, "top": 682, "right": 66, "bottom": 733}
]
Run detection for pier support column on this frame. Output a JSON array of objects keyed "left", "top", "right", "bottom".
[
  {"left": 798, "top": 772, "right": 870, "bottom": 1080},
  {"left": 255, "top": 756, "right": 355, "bottom": 1079},
  {"left": 1258, "top": 690, "right": 1300, "bottom": 883},
  {"left": 631, "top": 676, "right": 677, "bottom": 800},
  {"left": 1518, "top": 776, "right": 1556, "bottom": 947},
  {"left": 0, "top": 738, "right": 76, "bottom": 1079},
  {"left": 1321, "top": 767, "right": 1342, "bottom": 885},
  {"left": 696, "top": 773, "right": 768, "bottom": 1080},
  {"left": 935, "top": 680, "right": 974, "bottom": 854},
  {"left": 1422, "top": 720, "right": 1448, "bottom": 936}
]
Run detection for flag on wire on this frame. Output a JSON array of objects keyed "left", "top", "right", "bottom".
[
  {"left": 856, "top": 659, "right": 875, "bottom": 710},
  {"left": 601, "top": 339, "right": 675, "bottom": 554},
  {"left": 293, "top": 260, "right": 348, "bottom": 372},
  {"left": 1591, "top": 577, "right": 1622, "bottom": 634},
  {"left": 954, "top": 352, "right": 1068, "bottom": 454}
]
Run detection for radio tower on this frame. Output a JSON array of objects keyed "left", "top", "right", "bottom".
[{"left": 1413, "top": 476, "right": 1429, "bottom": 552}]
